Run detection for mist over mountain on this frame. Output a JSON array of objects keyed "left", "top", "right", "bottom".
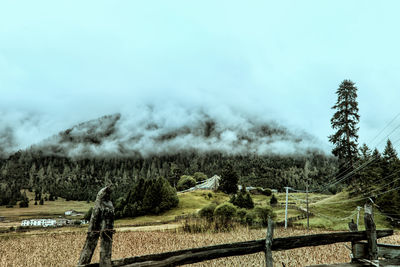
[{"left": 27, "top": 107, "right": 325, "bottom": 158}]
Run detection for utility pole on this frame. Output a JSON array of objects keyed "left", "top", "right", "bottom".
[
  {"left": 304, "top": 160, "right": 310, "bottom": 231},
  {"left": 356, "top": 206, "right": 362, "bottom": 227},
  {"left": 306, "top": 182, "right": 309, "bottom": 231},
  {"left": 285, "top": 187, "right": 290, "bottom": 229}
]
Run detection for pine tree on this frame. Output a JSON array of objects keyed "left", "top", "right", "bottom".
[
  {"left": 383, "top": 139, "right": 398, "bottom": 163},
  {"left": 382, "top": 139, "right": 399, "bottom": 182},
  {"left": 329, "top": 79, "right": 360, "bottom": 182},
  {"left": 218, "top": 163, "right": 239, "bottom": 194}
]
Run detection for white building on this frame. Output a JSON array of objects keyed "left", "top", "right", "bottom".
[
  {"left": 21, "top": 219, "right": 57, "bottom": 227},
  {"left": 65, "top": 210, "right": 83, "bottom": 216}
]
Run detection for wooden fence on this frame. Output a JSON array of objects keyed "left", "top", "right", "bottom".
[{"left": 77, "top": 187, "right": 399, "bottom": 267}]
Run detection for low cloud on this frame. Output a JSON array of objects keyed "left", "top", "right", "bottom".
[{"left": 26, "top": 105, "right": 326, "bottom": 158}]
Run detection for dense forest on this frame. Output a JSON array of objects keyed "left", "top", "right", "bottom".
[{"left": 0, "top": 149, "right": 337, "bottom": 206}]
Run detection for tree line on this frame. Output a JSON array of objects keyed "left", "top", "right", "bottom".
[
  {"left": 329, "top": 79, "right": 400, "bottom": 222},
  {"left": 0, "top": 149, "right": 336, "bottom": 206}
]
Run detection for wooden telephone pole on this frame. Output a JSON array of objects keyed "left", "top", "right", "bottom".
[{"left": 304, "top": 160, "right": 310, "bottom": 231}]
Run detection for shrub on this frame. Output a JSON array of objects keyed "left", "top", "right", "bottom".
[
  {"left": 214, "top": 202, "right": 237, "bottom": 229},
  {"left": 245, "top": 211, "right": 256, "bottom": 226},
  {"left": 19, "top": 200, "right": 29, "bottom": 208},
  {"left": 270, "top": 194, "right": 278, "bottom": 205},
  {"left": 253, "top": 206, "right": 275, "bottom": 226},
  {"left": 193, "top": 172, "right": 207, "bottom": 181},
  {"left": 177, "top": 175, "right": 196, "bottom": 191},
  {"left": 328, "top": 184, "right": 338, "bottom": 194},
  {"left": 199, "top": 203, "right": 217, "bottom": 221},
  {"left": 230, "top": 189, "right": 254, "bottom": 209},
  {"left": 236, "top": 208, "right": 247, "bottom": 224},
  {"left": 262, "top": 188, "right": 272, "bottom": 196}
]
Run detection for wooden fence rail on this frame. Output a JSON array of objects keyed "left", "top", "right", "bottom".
[
  {"left": 78, "top": 229, "right": 393, "bottom": 267},
  {"left": 78, "top": 187, "right": 395, "bottom": 267}
]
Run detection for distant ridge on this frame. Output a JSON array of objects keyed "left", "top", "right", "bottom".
[{"left": 29, "top": 110, "right": 324, "bottom": 158}]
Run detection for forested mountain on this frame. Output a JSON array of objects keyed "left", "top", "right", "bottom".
[{"left": 0, "top": 113, "right": 337, "bottom": 205}]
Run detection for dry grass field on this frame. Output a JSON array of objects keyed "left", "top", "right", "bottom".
[{"left": 1, "top": 226, "right": 399, "bottom": 267}]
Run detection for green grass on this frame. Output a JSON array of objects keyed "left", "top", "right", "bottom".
[
  {"left": 1, "top": 189, "right": 393, "bottom": 232},
  {"left": 115, "top": 190, "right": 229, "bottom": 226},
  {"left": 294, "top": 191, "right": 391, "bottom": 230},
  {"left": 0, "top": 190, "right": 93, "bottom": 221}
]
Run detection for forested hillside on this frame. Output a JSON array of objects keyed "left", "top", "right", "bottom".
[{"left": 0, "top": 150, "right": 337, "bottom": 206}]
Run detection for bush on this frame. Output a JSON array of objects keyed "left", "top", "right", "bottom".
[
  {"left": 270, "top": 194, "right": 278, "bottom": 205},
  {"left": 214, "top": 202, "right": 237, "bottom": 229},
  {"left": 177, "top": 175, "right": 196, "bottom": 191},
  {"left": 236, "top": 208, "right": 247, "bottom": 224},
  {"left": 193, "top": 172, "right": 207, "bottom": 181},
  {"left": 199, "top": 203, "right": 217, "bottom": 221},
  {"left": 19, "top": 200, "right": 29, "bottom": 208},
  {"left": 230, "top": 189, "right": 254, "bottom": 209},
  {"left": 245, "top": 211, "right": 256, "bottom": 226},
  {"left": 261, "top": 188, "right": 272, "bottom": 196},
  {"left": 253, "top": 206, "right": 275, "bottom": 226},
  {"left": 328, "top": 184, "right": 338, "bottom": 194}
]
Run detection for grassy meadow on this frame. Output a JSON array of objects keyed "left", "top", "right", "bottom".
[
  {"left": 0, "top": 189, "right": 393, "bottom": 230},
  {"left": 0, "top": 190, "right": 92, "bottom": 225},
  {"left": 0, "top": 189, "right": 397, "bottom": 266}
]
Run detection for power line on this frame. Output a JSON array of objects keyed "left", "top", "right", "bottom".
[{"left": 315, "top": 113, "right": 400, "bottom": 192}]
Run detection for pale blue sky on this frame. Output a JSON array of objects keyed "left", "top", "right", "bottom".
[{"left": 1, "top": 1, "right": 400, "bottom": 152}]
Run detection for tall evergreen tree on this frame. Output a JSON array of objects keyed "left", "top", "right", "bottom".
[
  {"left": 382, "top": 139, "right": 399, "bottom": 182},
  {"left": 329, "top": 79, "right": 360, "bottom": 182},
  {"left": 218, "top": 162, "right": 239, "bottom": 194},
  {"left": 383, "top": 139, "right": 398, "bottom": 163}
]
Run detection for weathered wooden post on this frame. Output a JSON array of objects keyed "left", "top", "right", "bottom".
[
  {"left": 364, "top": 200, "right": 378, "bottom": 263},
  {"left": 265, "top": 217, "right": 274, "bottom": 267},
  {"left": 348, "top": 219, "right": 358, "bottom": 262},
  {"left": 78, "top": 185, "right": 114, "bottom": 267}
]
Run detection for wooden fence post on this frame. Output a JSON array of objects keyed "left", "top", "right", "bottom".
[
  {"left": 100, "top": 193, "right": 115, "bottom": 266},
  {"left": 265, "top": 217, "right": 274, "bottom": 267},
  {"left": 348, "top": 219, "right": 358, "bottom": 262},
  {"left": 364, "top": 201, "right": 378, "bottom": 262},
  {"left": 78, "top": 186, "right": 114, "bottom": 266}
]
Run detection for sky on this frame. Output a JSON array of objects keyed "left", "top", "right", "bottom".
[{"left": 1, "top": 1, "right": 400, "bottom": 154}]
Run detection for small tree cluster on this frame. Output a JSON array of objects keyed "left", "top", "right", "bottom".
[
  {"left": 198, "top": 201, "right": 275, "bottom": 229},
  {"left": 115, "top": 177, "right": 179, "bottom": 218},
  {"left": 229, "top": 188, "right": 254, "bottom": 209}
]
